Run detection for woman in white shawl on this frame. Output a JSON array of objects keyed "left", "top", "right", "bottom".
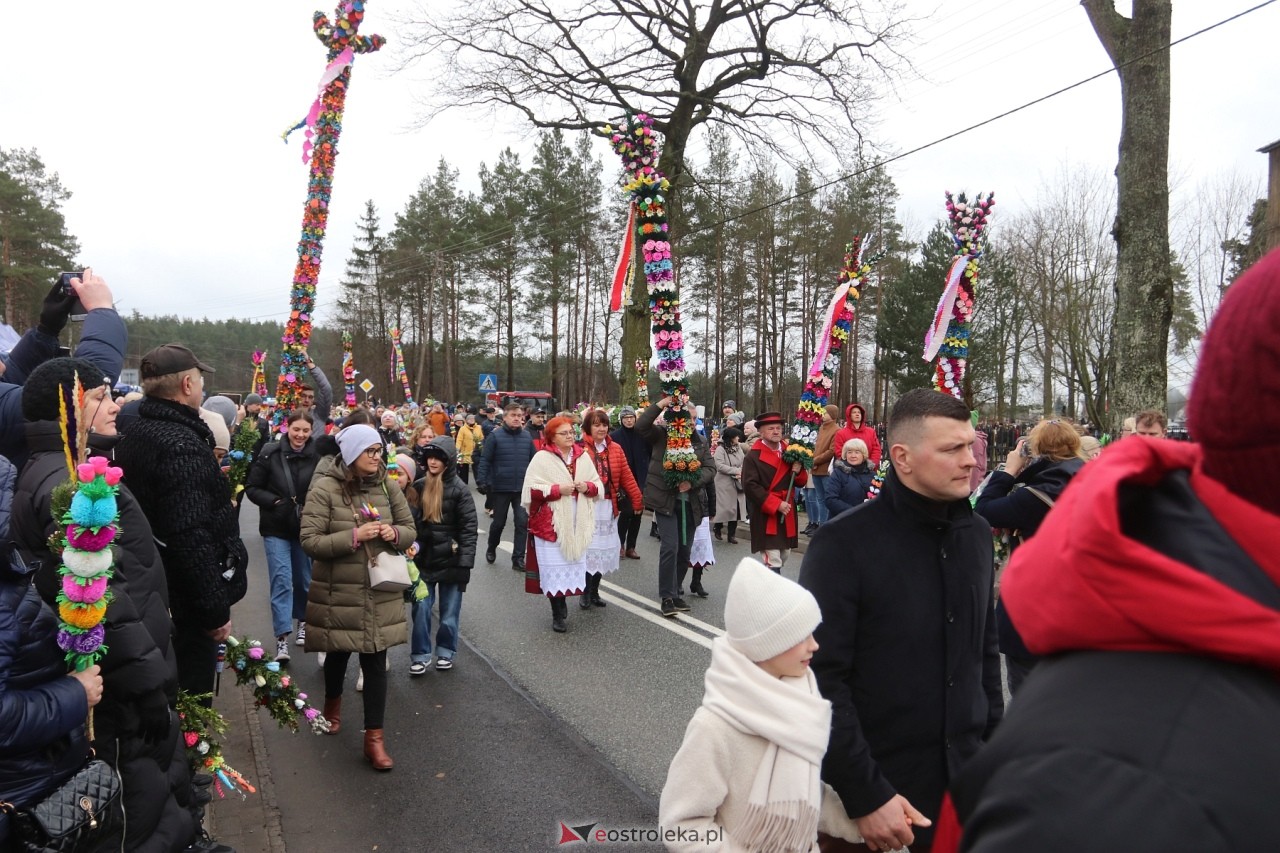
[
  {"left": 520, "top": 415, "right": 602, "bottom": 633},
  {"left": 660, "top": 558, "right": 874, "bottom": 852}
]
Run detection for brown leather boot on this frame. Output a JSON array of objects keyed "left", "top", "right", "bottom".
[
  {"left": 322, "top": 697, "right": 341, "bottom": 735},
  {"left": 363, "top": 728, "right": 393, "bottom": 771}
]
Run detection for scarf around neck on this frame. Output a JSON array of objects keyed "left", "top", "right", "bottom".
[
  {"left": 702, "top": 637, "right": 832, "bottom": 852},
  {"left": 521, "top": 447, "right": 600, "bottom": 562}
]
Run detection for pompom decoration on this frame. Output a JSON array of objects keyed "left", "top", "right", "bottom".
[
  {"left": 784, "top": 236, "right": 885, "bottom": 469},
  {"left": 389, "top": 327, "right": 415, "bottom": 405},
  {"left": 597, "top": 113, "right": 699, "bottom": 487},
  {"left": 222, "top": 637, "right": 331, "bottom": 734},
  {"left": 923, "top": 191, "right": 995, "bottom": 400},
  {"left": 55, "top": 453, "right": 120, "bottom": 671},
  {"left": 274, "top": 0, "right": 385, "bottom": 430},
  {"left": 177, "top": 692, "right": 257, "bottom": 799},
  {"left": 342, "top": 331, "right": 358, "bottom": 407},
  {"left": 251, "top": 350, "right": 269, "bottom": 399}
]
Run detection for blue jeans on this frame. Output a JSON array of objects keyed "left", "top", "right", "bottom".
[
  {"left": 264, "top": 536, "right": 311, "bottom": 638},
  {"left": 411, "top": 582, "right": 463, "bottom": 663},
  {"left": 806, "top": 475, "right": 830, "bottom": 525}
]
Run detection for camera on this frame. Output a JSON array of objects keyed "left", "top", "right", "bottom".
[{"left": 57, "top": 271, "right": 89, "bottom": 321}]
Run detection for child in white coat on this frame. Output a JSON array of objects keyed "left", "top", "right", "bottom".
[{"left": 660, "top": 558, "right": 881, "bottom": 852}]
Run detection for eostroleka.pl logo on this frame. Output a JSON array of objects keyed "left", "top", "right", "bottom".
[{"left": 558, "top": 822, "right": 724, "bottom": 845}]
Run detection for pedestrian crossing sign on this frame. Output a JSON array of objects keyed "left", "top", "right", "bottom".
[{"left": 478, "top": 373, "right": 498, "bottom": 392}]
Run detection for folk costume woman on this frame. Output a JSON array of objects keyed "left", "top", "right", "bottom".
[
  {"left": 301, "top": 424, "right": 415, "bottom": 771},
  {"left": 520, "top": 416, "right": 602, "bottom": 633},
  {"left": 579, "top": 409, "right": 643, "bottom": 610}
]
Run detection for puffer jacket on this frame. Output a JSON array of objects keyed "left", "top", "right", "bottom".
[
  {"left": 301, "top": 459, "right": 416, "bottom": 654},
  {"left": 114, "top": 396, "right": 247, "bottom": 632},
  {"left": 0, "top": 453, "right": 92, "bottom": 847},
  {"left": 635, "top": 404, "right": 714, "bottom": 516},
  {"left": 825, "top": 458, "right": 875, "bottom": 517},
  {"left": 411, "top": 438, "right": 478, "bottom": 589},
  {"left": 476, "top": 422, "right": 537, "bottom": 493},
  {"left": 245, "top": 437, "right": 321, "bottom": 540},
  {"left": 12, "top": 429, "right": 194, "bottom": 853}
]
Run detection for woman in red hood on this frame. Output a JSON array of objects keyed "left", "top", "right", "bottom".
[{"left": 831, "top": 403, "right": 881, "bottom": 467}]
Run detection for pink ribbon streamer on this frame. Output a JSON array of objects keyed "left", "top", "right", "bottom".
[
  {"left": 923, "top": 256, "right": 968, "bottom": 362},
  {"left": 297, "top": 48, "right": 355, "bottom": 164},
  {"left": 807, "top": 283, "right": 851, "bottom": 377}
]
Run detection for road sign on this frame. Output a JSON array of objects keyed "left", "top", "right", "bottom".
[
  {"left": 478, "top": 373, "right": 498, "bottom": 393},
  {"left": 359, "top": 379, "right": 374, "bottom": 393}
]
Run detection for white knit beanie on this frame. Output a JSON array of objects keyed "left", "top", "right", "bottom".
[
  {"left": 336, "top": 424, "right": 381, "bottom": 465},
  {"left": 199, "top": 408, "right": 230, "bottom": 452},
  {"left": 723, "top": 558, "right": 822, "bottom": 661}
]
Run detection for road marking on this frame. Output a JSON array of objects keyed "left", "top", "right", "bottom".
[
  {"left": 479, "top": 527, "right": 720, "bottom": 649},
  {"left": 600, "top": 579, "right": 725, "bottom": 638},
  {"left": 596, "top": 590, "right": 713, "bottom": 650}
]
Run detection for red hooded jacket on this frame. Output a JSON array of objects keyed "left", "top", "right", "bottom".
[{"left": 832, "top": 403, "right": 882, "bottom": 466}]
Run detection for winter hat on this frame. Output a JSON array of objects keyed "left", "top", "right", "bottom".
[
  {"left": 619, "top": 406, "right": 637, "bottom": 418},
  {"left": 1187, "top": 246, "right": 1280, "bottom": 515},
  {"left": 204, "top": 395, "right": 238, "bottom": 428},
  {"left": 722, "top": 400, "right": 736, "bottom": 410},
  {"left": 381, "top": 411, "right": 398, "bottom": 427},
  {"left": 723, "top": 558, "right": 822, "bottom": 662},
  {"left": 22, "top": 357, "right": 108, "bottom": 422},
  {"left": 336, "top": 424, "right": 381, "bottom": 465},
  {"left": 394, "top": 453, "right": 416, "bottom": 481},
  {"left": 200, "top": 408, "right": 230, "bottom": 451},
  {"left": 244, "top": 393, "right": 263, "bottom": 406},
  {"left": 824, "top": 404, "right": 840, "bottom": 419}
]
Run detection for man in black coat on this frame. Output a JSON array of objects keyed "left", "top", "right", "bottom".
[
  {"left": 115, "top": 344, "right": 248, "bottom": 703},
  {"left": 475, "top": 403, "right": 537, "bottom": 570},
  {"left": 610, "top": 406, "right": 650, "bottom": 559},
  {"left": 799, "top": 389, "right": 1003, "bottom": 853}
]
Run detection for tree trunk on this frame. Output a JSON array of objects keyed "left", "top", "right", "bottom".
[{"left": 1083, "top": 0, "right": 1173, "bottom": 429}]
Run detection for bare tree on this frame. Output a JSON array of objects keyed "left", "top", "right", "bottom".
[
  {"left": 1082, "top": 0, "right": 1174, "bottom": 427},
  {"left": 398, "top": 0, "right": 908, "bottom": 399}
]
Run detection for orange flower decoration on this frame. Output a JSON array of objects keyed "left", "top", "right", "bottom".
[{"left": 59, "top": 599, "right": 107, "bottom": 630}]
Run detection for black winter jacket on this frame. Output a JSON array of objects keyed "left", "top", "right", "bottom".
[
  {"left": 476, "top": 423, "right": 536, "bottom": 494},
  {"left": 950, "top": 652, "right": 1280, "bottom": 852},
  {"left": 411, "top": 438, "right": 478, "bottom": 589},
  {"left": 245, "top": 438, "right": 320, "bottom": 540},
  {"left": 114, "top": 397, "right": 247, "bottom": 631},
  {"left": 799, "top": 468, "right": 1003, "bottom": 845},
  {"left": 610, "top": 424, "right": 651, "bottom": 510},
  {"left": 635, "top": 404, "right": 714, "bottom": 516}
]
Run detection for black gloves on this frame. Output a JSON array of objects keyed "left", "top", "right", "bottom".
[
  {"left": 38, "top": 279, "right": 78, "bottom": 337},
  {"left": 476, "top": 483, "right": 489, "bottom": 495},
  {"left": 136, "top": 689, "right": 174, "bottom": 744}
]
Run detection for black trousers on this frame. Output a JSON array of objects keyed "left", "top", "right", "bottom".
[
  {"left": 324, "top": 650, "right": 388, "bottom": 729},
  {"left": 174, "top": 620, "right": 217, "bottom": 706},
  {"left": 616, "top": 506, "right": 643, "bottom": 550},
  {"left": 488, "top": 491, "right": 529, "bottom": 560}
]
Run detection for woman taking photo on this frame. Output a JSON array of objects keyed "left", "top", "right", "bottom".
[
  {"left": 246, "top": 409, "right": 320, "bottom": 661},
  {"left": 301, "top": 424, "right": 415, "bottom": 771},
  {"left": 974, "top": 417, "right": 1086, "bottom": 693},
  {"left": 520, "top": 416, "right": 602, "bottom": 633},
  {"left": 408, "top": 437, "right": 477, "bottom": 675},
  {"left": 711, "top": 427, "right": 745, "bottom": 543},
  {"left": 578, "top": 409, "right": 643, "bottom": 610}
]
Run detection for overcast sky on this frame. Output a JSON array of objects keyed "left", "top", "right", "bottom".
[{"left": 4, "top": 0, "right": 1275, "bottom": 364}]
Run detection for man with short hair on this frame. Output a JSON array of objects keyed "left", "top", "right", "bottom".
[
  {"left": 1134, "top": 409, "right": 1167, "bottom": 438},
  {"left": 636, "top": 395, "right": 714, "bottom": 617},
  {"left": 800, "top": 388, "right": 1003, "bottom": 853},
  {"left": 611, "top": 406, "right": 651, "bottom": 559},
  {"left": 526, "top": 408, "right": 547, "bottom": 448},
  {"left": 742, "top": 411, "right": 808, "bottom": 571},
  {"left": 115, "top": 344, "right": 249, "bottom": 701},
  {"left": 476, "top": 403, "right": 537, "bottom": 570},
  {"left": 295, "top": 349, "right": 332, "bottom": 435}
]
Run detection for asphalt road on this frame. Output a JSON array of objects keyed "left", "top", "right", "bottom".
[{"left": 213, "top": 489, "right": 795, "bottom": 852}]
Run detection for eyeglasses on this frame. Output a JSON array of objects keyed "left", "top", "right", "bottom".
[
  {"left": 553, "top": 430, "right": 575, "bottom": 437},
  {"left": 361, "top": 447, "right": 383, "bottom": 458}
]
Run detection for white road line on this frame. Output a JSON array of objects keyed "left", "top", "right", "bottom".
[
  {"left": 596, "top": 590, "right": 713, "bottom": 650},
  {"left": 480, "top": 526, "right": 720, "bottom": 649},
  {"left": 600, "top": 580, "right": 726, "bottom": 638}
]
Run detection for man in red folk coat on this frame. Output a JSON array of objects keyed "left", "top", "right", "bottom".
[{"left": 741, "top": 411, "right": 808, "bottom": 572}]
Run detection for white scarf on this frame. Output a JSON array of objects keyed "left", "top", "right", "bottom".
[
  {"left": 520, "top": 448, "right": 600, "bottom": 562},
  {"left": 702, "top": 637, "right": 832, "bottom": 853}
]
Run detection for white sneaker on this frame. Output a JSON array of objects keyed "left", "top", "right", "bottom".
[
  {"left": 317, "top": 652, "right": 326, "bottom": 667},
  {"left": 275, "top": 638, "right": 291, "bottom": 662},
  {"left": 295, "top": 623, "right": 307, "bottom": 646},
  {"left": 356, "top": 668, "right": 365, "bottom": 692}
]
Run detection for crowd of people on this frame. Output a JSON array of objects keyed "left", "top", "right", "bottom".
[{"left": 4, "top": 246, "right": 1277, "bottom": 852}]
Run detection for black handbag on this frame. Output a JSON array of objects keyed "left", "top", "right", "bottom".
[{"left": 2, "top": 759, "right": 122, "bottom": 853}]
